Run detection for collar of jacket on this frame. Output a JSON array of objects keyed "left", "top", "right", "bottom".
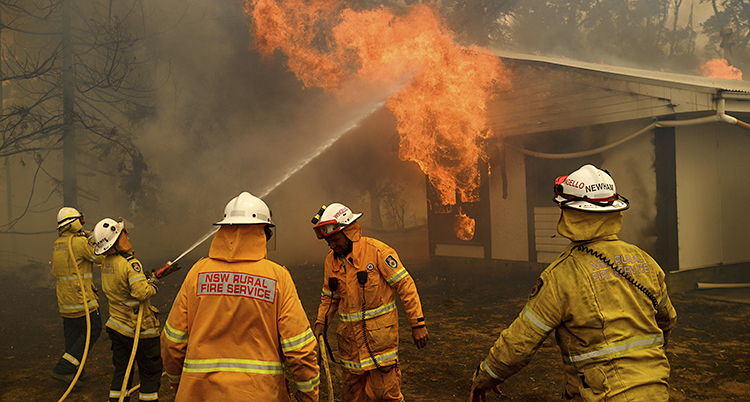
[
  {"left": 557, "top": 208, "right": 623, "bottom": 242},
  {"left": 209, "top": 224, "right": 267, "bottom": 262},
  {"left": 337, "top": 222, "right": 364, "bottom": 267},
  {"left": 58, "top": 220, "right": 84, "bottom": 237}
]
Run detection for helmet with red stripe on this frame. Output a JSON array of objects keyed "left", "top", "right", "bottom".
[
  {"left": 311, "top": 203, "right": 362, "bottom": 239},
  {"left": 554, "top": 164, "right": 629, "bottom": 212}
]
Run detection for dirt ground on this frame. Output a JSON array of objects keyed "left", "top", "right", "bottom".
[{"left": 1, "top": 259, "right": 749, "bottom": 402}]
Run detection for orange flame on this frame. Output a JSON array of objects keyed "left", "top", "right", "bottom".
[
  {"left": 698, "top": 59, "right": 742, "bottom": 80},
  {"left": 454, "top": 213, "right": 475, "bottom": 241},
  {"left": 245, "top": 1, "right": 511, "bottom": 206}
]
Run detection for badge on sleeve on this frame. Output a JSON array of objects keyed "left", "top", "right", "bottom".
[
  {"left": 131, "top": 261, "right": 142, "bottom": 273},
  {"left": 385, "top": 255, "right": 398, "bottom": 269},
  {"left": 529, "top": 277, "right": 544, "bottom": 299}
]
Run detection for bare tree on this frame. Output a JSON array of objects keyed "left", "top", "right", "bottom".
[{"left": 0, "top": 0, "right": 184, "bottom": 234}]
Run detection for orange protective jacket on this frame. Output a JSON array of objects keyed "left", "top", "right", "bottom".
[
  {"left": 477, "top": 209, "right": 677, "bottom": 401},
  {"left": 53, "top": 221, "right": 104, "bottom": 318},
  {"left": 315, "top": 222, "right": 425, "bottom": 372},
  {"left": 101, "top": 250, "right": 160, "bottom": 338},
  {"left": 161, "top": 225, "right": 319, "bottom": 402}
]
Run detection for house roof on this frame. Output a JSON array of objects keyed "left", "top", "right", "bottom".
[
  {"left": 493, "top": 50, "right": 750, "bottom": 95},
  {"left": 486, "top": 50, "right": 750, "bottom": 137}
]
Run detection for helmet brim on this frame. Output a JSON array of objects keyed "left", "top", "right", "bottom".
[{"left": 555, "top": 195, "right": 629, "bottom": 212}]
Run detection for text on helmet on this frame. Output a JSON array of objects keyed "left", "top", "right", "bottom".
[
  {"left": 585, "top": 183, "right": 614, "bottom": 193},
  {"left": 333, "top": 207, "right": 349, "bottom": 219},
  {"left": 564, "top": 178, "right": 585, "bottom": 189}
]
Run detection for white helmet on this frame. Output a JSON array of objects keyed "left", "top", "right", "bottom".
[
  {"left": 57, "top": 207, "right": 83, "bottom": 229},
  {"left": 553, "top": 164, "right": 629, "bottom": 212},
  {"left": 92, "top": 218, "right": 125, "bottom": 255},
  {"left": 214, "top": 192, "right": 274, "bottom": 226},
  {"left": 311, "top": 203, "right": 362, "bottom": 239}
]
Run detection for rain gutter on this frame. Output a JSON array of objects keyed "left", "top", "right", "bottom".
[{"left": 504, "top": 98, "right": 750, "bottom": 159}]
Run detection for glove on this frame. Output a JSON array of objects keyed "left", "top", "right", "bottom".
[
  {"left": 147, "top": 269, "right": 158, "bottom": 285},
  {"left": 470, "top": 363, "right": 502, "bottom": 401},
  {"left": 170, "top": 382, "right": 179, "bottom": 393}
]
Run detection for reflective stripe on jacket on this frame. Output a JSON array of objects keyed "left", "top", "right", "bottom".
[
  {"left": 315, "top": 223, "right": 425, "bottom": 372},
  {"left": 161, "top": 224, "right": 319, "bottom": 402},
  {"left": 53, "top": 226, "right": 103, "bottom": 318},
  {"left": 481, "top": 209, "right": 677, "bottom": 402},
  {"left": 101, "top": 251, "right": 159, "bottom": 338}
]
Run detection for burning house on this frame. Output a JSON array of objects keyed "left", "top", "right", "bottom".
[
  {"left": 427, "top": 51, "right": 750, "bottom": 293},
  {"left": 265, "top": 50, "right": 750, "bottom": 295}
]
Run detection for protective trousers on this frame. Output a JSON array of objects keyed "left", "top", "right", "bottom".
[
  {"left": 342, "top": 365, "right": 403, "bottom": 402},
  {"left": 53, "top": 309, "right": 102, "bottom": 376},
  {"left": 564, "top": 382, "right": 669, "bottom": 402},
  {"left": 107, "top": 328, "right": 162, "bottom": 402}
]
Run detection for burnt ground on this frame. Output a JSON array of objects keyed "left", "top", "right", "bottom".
[{"left": 2, "top": 260, "right": 750, "bottom": 402}]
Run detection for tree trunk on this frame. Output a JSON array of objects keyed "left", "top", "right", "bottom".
[
  {"left": 62, "top": 0, "right": 77, "bottom": 206},
  {"left": 369, "top": 186, "right": 383, "bottom": 229}
]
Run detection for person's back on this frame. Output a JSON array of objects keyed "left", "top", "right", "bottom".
[
  {"left": 51, "top": 207, "right": 103, "bottom": 386},
  {"left": 534, "top": 208, "right": 675, "bottom": 401},
  {"left": 471, "top": 165, "right": 677, "bottom": 402},
  {"left": 162, "top": 193, "right": 319, "bottom": 402}
]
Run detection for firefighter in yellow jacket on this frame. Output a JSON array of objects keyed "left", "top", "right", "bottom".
[
  {"left": 161, "top": 192, "right": 320, "bottom": 402},
  {"left": 51, "top": 207, "right": 104, "bottom": 386},
  {"left": 92, "top": 217, "right": 165, "bottom": 402},
  {"left": 471, "top": 164, "right": 678, "bottom": 402},
  {"left": 311, "top": 202, "right": 429, "bottom": 402}
]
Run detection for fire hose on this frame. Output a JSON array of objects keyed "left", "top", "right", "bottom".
[
  {"left": 318, "top": 334, "right": 334, "bottom": 402},
  {"left": 118, "top": 303, "right": 144, "bottom": 402},
  {"left": 57, "top": 235, "right": 91, "bottom": 402},
  {"left": 116, "top": 261, "right": 180, "bottom": 401}
]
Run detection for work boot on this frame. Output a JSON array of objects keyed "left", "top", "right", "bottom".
[{"left": 51, "top": 372, "right": 83, "bottom": 388}]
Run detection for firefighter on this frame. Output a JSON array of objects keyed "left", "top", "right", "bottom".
[
  {"left": 92, "top": 217, "right": 166, "bottom": 402},
  {"left": 51, "top": 207, "right": 104, "bottom": 387},
  {"left": 161, "top": 192, "right": 320, "bottom": 402},
  {"left": 470, "top": 164, "right": 678, "bottom": 402},
  {"left": 311, "top": 202, "right": 429, "bottom": 402}
]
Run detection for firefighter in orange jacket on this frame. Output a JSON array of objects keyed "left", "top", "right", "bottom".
[
  {"left": 92, "top": 217, "right": 165, "bottom": 402},
  {"left": 471, "top": 165, "right": 678, "bottom": 402},
  {"left": 161, "top": 192, "right": 320, "bottom": 402},
  {"left": 312, "top": 203, "right": 429, "bottom": 402},
  {"left": 51, "top": 207, "right": 104, "bottom": 386}
]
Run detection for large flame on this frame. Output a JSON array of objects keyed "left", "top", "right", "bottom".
[
  {"left": 245, "top": 0, "right": 510, "bottom": 207},
  {"left": 698, "top": 58, "right": 742, "bottom": 80}
]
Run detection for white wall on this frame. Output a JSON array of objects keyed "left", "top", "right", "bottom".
[
  {"left": 676, "top": 123, "right": 750, "bottom": 269},
  {"left": 489, "top": 147, "right": 529, "bottom": 261}
]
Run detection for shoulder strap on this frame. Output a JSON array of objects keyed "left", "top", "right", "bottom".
[{"left": 575, "top": 244, "right": 659, "bottom": 310}]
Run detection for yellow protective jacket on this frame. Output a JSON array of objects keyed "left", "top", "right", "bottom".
[
  {"left": 479, "top": 209, "right": 677, "bottom": 401},
  {"left": 53, "top": 221, "right": 103, "bottom": 318},
  {"left": 315, "top": 222, "right": 425, "bottom": 372},
  {"left": 101, "top": 250, "right": 160, "bottom": 338},
  {"left": 161, "top": 225, "right": 319, "bottom": 402}
]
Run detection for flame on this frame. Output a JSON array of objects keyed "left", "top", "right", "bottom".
[
  {"left": 454, "top": 213, "right": 475, "bottom": 241},
  {"left": 698, "top": 59, "right": 742, "bottom": 80},
  {"left": 245, "top": 1, "right": 511, "bottom": 207}
]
